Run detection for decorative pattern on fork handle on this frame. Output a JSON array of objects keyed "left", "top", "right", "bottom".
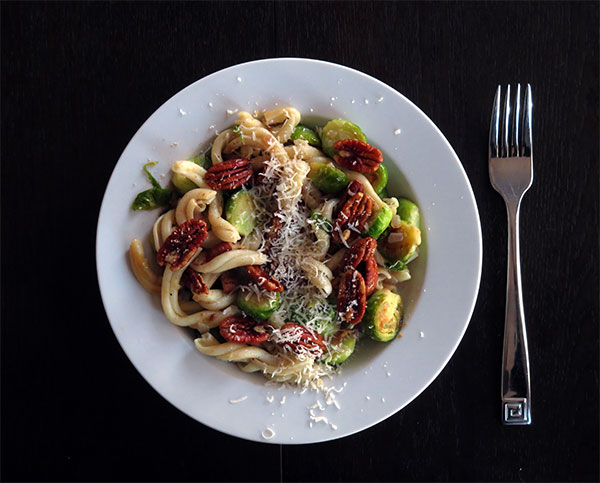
[{"left": 489, "top": 84, "right": 533, "bottom": 426}]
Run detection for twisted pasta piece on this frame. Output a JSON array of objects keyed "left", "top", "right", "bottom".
[
  {"left": 340, "top": 169, "right": 387, "bottom": 209},
  {"left": 301, "top": 257, "right": 334, "bottom": 296},
  {"left": 193, "top": 249, "right": 267, "bottom": 273},
  {"left": 194, "top": 332, "right": 280, "bottom": 364},
  {"left": 208, "top": 192, "right": 241, "bottom": 243},
  {"left": 175, "top": 188, "right": 217, "bottom": 225},
  {"left": 195, "top": 333, "right": 319, "bottom": 384},
  {"left": 311, "top": 199, "right": 337, "bottom": 260},
  {"left": 211, "top": 129, "right": 235, "bottom": 165},
  {"left": 302, "top": 179, "right": 323, "bottom": 210},
  {"left": 237, "top": 111, "right": 266, "bottom": 129},
  {"left": 284, "top": 139, "right": 327, "bottom": 162},
  {"left": 239, "top": 229, "right": 262, "bottom": 251},
  {"left": 192, "top": 290, "right": 237, "bottom": 311},
  {"left": 129, "top": 239, "right": 162, "bottom": 294},
  {"left": 188, "top": 305, "right": 240, "bottom": 333},
  {"left": 325, "top": 247, "right": 347, "bottom": 271},
  {"left": 160, "top": 253, "right": 241, "bottom": 328},
  {"left": 262, "top": 107, "right": 301, "bottom": 143},
  {"left": 171, "top": 160, "right": 209, "bottom": 188},
  {"left": 152, "top": 209, "right": 176, "bottom": 252},
  {"left": 240, "top": 358, "right": 319, "bottom": 385}
]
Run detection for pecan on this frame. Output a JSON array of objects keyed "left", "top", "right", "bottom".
[
  {"left": 219, "top": 271, "right": 238, "bottom": 294},
  {"left": 220, "top": 315, "right": 270, "bottom": 344},
  {"left": 157, "top": 219, "right": 208, "bottom": 270},
  {"left": 335, "top": 180, "right": 364, "bottom": 217},
  {"left": 278, "top": 323, "right": 326, "bottom": 358},
  {"left": 332, "top": 192, "right": 373, "bottom": 244},
  {"left": 363, "top": 256, "right": 378, "bottom": 296},
  {"left": 181, "top": 268, "right": 209, "bottom": 295},
  {"left": 204, "top": 158, "right": 253, "bottom": 190},
  {"left": 244, "top": 265, "right": 284, "bottom": 292},
  {"left": 333, "top": 139, "right": 383, "bottom": 173},
  {"left": 337, "top": 268, "right": 367, "bottom": 326},
  {"left": 342, "top": 237, "right": 377, "bottom": 270},
  {"left": 205, "top": 242, "right": 232, "bottom": 262}
]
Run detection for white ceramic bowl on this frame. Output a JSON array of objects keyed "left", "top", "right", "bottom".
[{"left": 96, "top": 58, "right": 482, "bottom": 444}]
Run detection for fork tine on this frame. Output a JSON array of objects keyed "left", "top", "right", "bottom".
[
  {"left": 510, "top": 84, "right": 521, "bottom": 157},
  {"left": 502, "top": 84, "right": 511, "bottom": 157},
  {"left": 521, "top": 84, "right": 533, "bottom": 157},
  {"left": 489, "top": 85, "right": 501, "bottom": 158}
]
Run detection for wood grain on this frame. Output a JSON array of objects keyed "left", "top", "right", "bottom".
[{"left": 1, "top": 1, "right": 597, "bottom": 481}]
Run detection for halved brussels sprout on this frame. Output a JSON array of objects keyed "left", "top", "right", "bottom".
[
  {"left": 308, "top": 162, "right": 348, "bottom": 194},
  {"left": 225, "top": 189, "right": 256, "bottom": 236},
  {"left": 321, "top": 119, "right": 367, "bottom": 158},
  {"left": 289, "top": 300, "right": 338, "bottom": 338},
  {"left": 365, "top": 204, "right": 393, "bottom": 239},
  {"left": 291, "top": 125, "right": 321, "bottom": 146},
  {"left": 236, "top": 290, "right": 280, "bottom": 320},
  {"left": 323, "top": 331, "right": 357, "bottom": 365},
  {"left": 363, "top": 289, "right": 403, "bottom": 342},
  {"left": 379, "top": 221, "right": 422, "bottom": 266},
  {"left": 366, "top": 164, "right": 388, "bottom": 195},
  {"left": 397, "top": 198, "right": 420, "bottom": 227}
]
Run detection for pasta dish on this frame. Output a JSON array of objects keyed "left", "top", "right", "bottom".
[{"left": 129, "top": 107, "right": 422, "bottom": 388}]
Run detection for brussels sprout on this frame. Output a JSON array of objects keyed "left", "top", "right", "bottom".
[
  {"left": 379, "top": 221, "right": 422, "bottom": 266},
  {"left": 289, "top": 300, "right": 338, "bottom": 338},
  {"left": 379, "top": 187, "right": 390, "bottom": 199},
  {"left": 323, "top": 331, "right": 357, "bottom": 365},
  {"left": 237, "top": 290, "right": 280, "bottom": 320},
  {"left": 363, "top": 289, "right": 403, "bottom": 342},
  {"left": 365, "top": 204, "right": 393, "bottom": 239},
  {"left": 291, "top": 125, "right": 321, "bottom": 146},
  {"left": 308, "top": 162, "right": 348, "bottom": 194},
  {"left": 225, "top": 189, "right": 256, "bottom": 236},
  {"left": 172, "top": 152, "right": 212, "bottom": 195},
  {"left": 366, "top": 164, "right": 388, "bottom": 195},
  {"left": 320, "top": 119, "right": 367, "bottom": 158},
  {"left": 397, "top": 198, "right": 420, "bottom": 227}
]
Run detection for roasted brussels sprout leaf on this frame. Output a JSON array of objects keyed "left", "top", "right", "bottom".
[
  {"left": 366, "top": 164, "right": 388, "bottom": 195},
  {"left": 291, "top": 125, "right": 321, "bottom": 146},
  {"left": 132, "top": 162, "right": 172, "bottom": 210},
  {"left": 308, "top": 162, "right": 349, "bottom": 194}
]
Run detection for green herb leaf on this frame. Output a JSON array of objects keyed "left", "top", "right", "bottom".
[
  {"left": 233, "top": 124, "right": 245, "bottom": 145},
  {"left": 143, "top": 161, "right": 162, "bottom": 189},
  {"left": 386, "top": 260, "right": 407, "bottom": 272},
  {"left": 132, "top": 162, "right": 172, "bottom": 210},
  {"left": 310, "top": 212, "right": 333, "bottom": 234}
]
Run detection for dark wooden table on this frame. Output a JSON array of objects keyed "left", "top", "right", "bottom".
[{"left": 2, "top": 2, "right": 598, "bottom": 482}]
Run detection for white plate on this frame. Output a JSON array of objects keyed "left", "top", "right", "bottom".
[{"left": 96, "top": 58, "right": 482, "bottom": 444}]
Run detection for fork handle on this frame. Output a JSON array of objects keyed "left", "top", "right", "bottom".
[{"left": 501, "top": 200, "right": 532, "bottom": 425}]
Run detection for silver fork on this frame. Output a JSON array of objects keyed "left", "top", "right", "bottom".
[{"left": 489, "top": 84, "right": 533, "bottom": 425}]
